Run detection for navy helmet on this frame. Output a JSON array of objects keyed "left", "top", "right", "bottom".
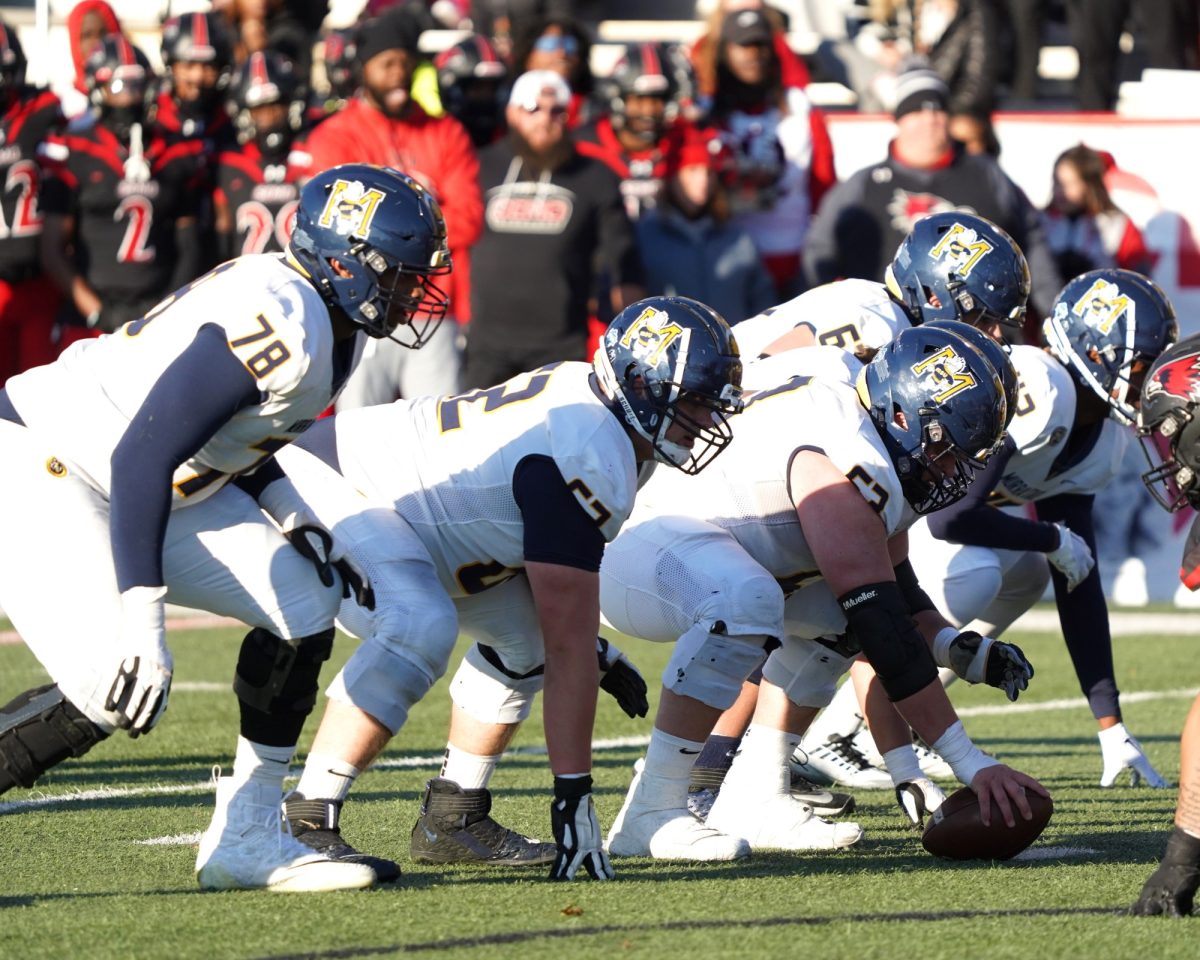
[
  {"left": 0, "top": 21, "right": 26, "bottom": 92},
  {"left": 1137, "top": 334, "right": 1200, "bottom": 511},
  {"left": 595, "top": 296, "right": 744, "bottom": 474},
  {"left": 321, "top": 27, "right": 359, "bottom": 102},
  {"left": 886, "top": 212, "right": 1031, "bottom": 335},
  {"left": 289, "top": 164, "right": 451, "bottom": 344},
  {"left": 228, "top": 50, "right": 303, "bottom": 158},
  {"left": 921, "top": 318, "right": 1019, "bottom": 429},
  {"left": 1044, "top": 268, "right": 1178, "bottom": 426},
  {"left": 857, "top": 324, "right": 1008, "bottom": 514}
]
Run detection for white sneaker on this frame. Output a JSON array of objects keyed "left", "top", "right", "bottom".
[
  {"left": 1098, "top": 725, "right": 1169, "bottom": 788},
  {"left": 606, "top": 761, "right": 749, "bottom": 861},
  {"left": 912, "top": 740, "right": 956, "bottom": 780},
  {"left": 196, "top": 776, "right": 376, "bottom": 892},
  {"left": 793, "top": 736, "right": 893, "bottom": 790},
  {"left": 706, "top": 790, "right": 863, "bottom": 851}
]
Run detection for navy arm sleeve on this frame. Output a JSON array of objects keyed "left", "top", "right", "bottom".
[
  {"left": 513, "top": 454, "right": 607, "bottom": 572},
  {"left": 926, "top": 436, "right": 1060, "bottom": 552},
  {"left": 109, "top": 323, "right": 262, "bottom": 592},
  {"left": 1033, "top": 492, "right": 1119, "bottom": 718}
]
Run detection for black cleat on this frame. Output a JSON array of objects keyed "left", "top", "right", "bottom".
[
  {"left": 410, "top": 777, "right": 557, "bottom": 866},
  {"left": 284, "top": 795, "right": 401, "bottom": 883}
]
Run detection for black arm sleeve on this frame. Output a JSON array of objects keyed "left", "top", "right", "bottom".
[
  {"left": 109, "top": 323, "right": 261, "bottom": 592},
  {"left": 839, "top": 581, "right": 939, "bottom": 702},
  {"left": 512, "top": 454, "right": 607, "bottom": 572},
  {"left": 232, "top": 456, "right": 288, "bottom": 502},
  {"left": 926, "top": 435, "right": 1060, "bottom": 552},
  {"left": 894, "top": 558, "right": 936, "bottom": 615},
  {"left": 1033, "top": 492, "right": 1119, "bottom": 719}
]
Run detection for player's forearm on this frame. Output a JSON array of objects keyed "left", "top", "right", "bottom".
[
  {"left": 891, "top": 678, "right": 959, "bottom": 747},
  {"left": 1178, "top": 693, "right": 1200, "bottom": 836},
  {"left": 542, "top": 636, "right": 599, "bottom": 775}
]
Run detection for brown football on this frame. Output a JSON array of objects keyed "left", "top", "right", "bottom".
[{"left": 921, "top": 785, "right": 1053, "bottom": 860}]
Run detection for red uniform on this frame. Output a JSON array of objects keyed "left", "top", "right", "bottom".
[{"left": 575, "top": 116, "right": 692, "bottom": 223}]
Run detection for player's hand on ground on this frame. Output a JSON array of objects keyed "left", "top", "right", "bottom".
[
  {"left": 596, "top": 637, "right": 649, "bottom": 718},
  {"left": 285, "top": 523, "right": 375, "bottom": 609},
  {"left": 549, "top": 775, "right": 614, "bottom": 881},
  {"left": 1046, "top": 522, "right": 1094, "bottom": 592},
  {"left": 1099, "top": 728, "right": 1168, "bottom": 788},
  {"left": 969, "top": 764, "right": 1049, "bottom": 828},
  {"left": 949, "top": 631, "right": 1034, "bottom": 702},
  {"left": 895, "top": 777, "right": 946, "bottom": 828},
  {"left": 106, "top": 585, "right": 173, "bottom": 737},
  {"left": 1131, "top": 829, "right": 1200, "bottom": 916}
]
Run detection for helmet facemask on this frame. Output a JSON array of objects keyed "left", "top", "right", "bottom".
[{"left": 346, "top": 243, "right": 451, "bottom": 346}]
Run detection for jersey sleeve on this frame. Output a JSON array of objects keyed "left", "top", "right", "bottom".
[
  {"left": 216, "top": 282, "right": 321, "bottom": 399},
  {"left": 547, "top": 408, "right": 640, "bottom": 544}
]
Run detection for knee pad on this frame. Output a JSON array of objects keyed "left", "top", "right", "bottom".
[
  {"left": 234, "top": 627, "right": 335, "bottom": 717},
  {"left": 763, "top": 636, "right": 856, "bottom": 709},
  {"left": 449, "top": 643, "right": 546, "bottom": 725},
  {"left": 0, "top": 684, "right": 107, "bottom": 794},
  {"left": 663, "top": 622, "right": 773, "bottom": 710},
  {"left": 693, "top": 571, "right": 785, "bottom": 639},
  {"left": 370, "top": 591, "right": 459, "bottom": 683},
  {"left": 326, "top": 638, "right": 444, "bottom": 734}
]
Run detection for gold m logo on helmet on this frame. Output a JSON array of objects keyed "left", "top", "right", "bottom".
[
  {"left": 911, "top": 345, "right": 978, "bottom": 403},
  {"left": 929, "top": 222, "right": 993, "bottom": 277},
  {"left": 1070, "top": 277, "right": 1131, "bottom": 335},
  {"left": 619, "top": 306, "right": 683, "bottom": 366},
  {"left": 318, "top": 179, "right": 387, "bottom": 239}
]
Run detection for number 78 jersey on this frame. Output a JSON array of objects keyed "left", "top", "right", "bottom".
[{"left": 327, "top": 361, "right": 642, "bottom": 598}]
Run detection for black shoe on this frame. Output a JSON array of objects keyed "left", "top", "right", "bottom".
[
  {"left": 410, "top": 777, "right": 557, "bottom": 866},
  {"left": 284, "top": 795, "right": 401, "bottom": 883}
]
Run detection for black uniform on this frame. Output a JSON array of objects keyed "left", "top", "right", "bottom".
[{"left": 213, "top": 140, "right": 303, "bottom": 259}]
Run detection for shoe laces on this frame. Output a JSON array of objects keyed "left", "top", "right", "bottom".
[{"left": 825, "top": 734, "right": 872, "bottom": 772}]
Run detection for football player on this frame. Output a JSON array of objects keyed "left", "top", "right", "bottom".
[
  {"left": 1133, "top": 334, "right": 1200, "bottom": 915},
  {"left": 0, "top": 21, "right": 65, "bottom": 380},
  {"left": 600, "top": 323, "right": 1044, "bottom": 859},
  {"left": 213, "top": 50, "right": 307, "bottom": 260},
  {"left": 38, "top": 36, "right": 207, "bottom": 336},
  {"left": 269, "top": 296, "right": 744, "bottom": 882},
  {"left": 0, "top": 163, "right": 451, "bottom": 893},
  {"left": 905, "top": 268, "right": 1178, "bottom": 789},
  {"left": 434, "top": 34, "right": 509, "bottom": 149},
  {"left": 156, "top": 11, "right": 236, "bottom": 149}
]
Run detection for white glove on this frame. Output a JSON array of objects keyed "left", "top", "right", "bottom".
[
  {"left": 105, "top": 585, "right": 173, "bottom": 737},
  {"left": 1046, "top": 522, "right": 1095, "bottom": 592},
  {"left": 549, "top": 775, "right": 614, "bottom": 881},
  {"left": 1099, "top": 723, "right": 1169, "bottom": 788},
  {"left": 895, "top": 777, "right": 946, "bottom": 828}
]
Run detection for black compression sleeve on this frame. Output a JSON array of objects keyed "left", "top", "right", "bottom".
[
  {"left": 109, "top": 323, "right": 261, "bottom": 592},
  {"left": 839, "top": 581, "right": 938, "bottom": 701},
  {"left": 894, "top": 558, "right": 936, "bottom": 615},
  {"left": 513, "top": 454, "right": 607, "bottom": 571},
  {"left": 926, "top": 436, "right": 1059, "bottom": 552}
]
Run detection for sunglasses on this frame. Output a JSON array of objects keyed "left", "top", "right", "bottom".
[
  {"left": 520, "top": 102, "right": 568, "bottom": 118},
  {"left": 533, "top": 35, "right": 579, "bottom": 56}
]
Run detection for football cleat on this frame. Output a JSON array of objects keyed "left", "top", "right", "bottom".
[
  {"left": 705, "top": 789, "right": 864, "bottom": 851},
  {"left": 410, "top": 777, "right": 557, "bottom": 865},
  {"left": 1099, "top": 724, "right": 1169, "bottom": 788},
  {"left": 607, "top": 761, "right": 749, "bottom": 861},
  {"left": 792, "top": 736, "right": 894, "bottom": 790},
  {"left": 284, "top": 795, "right": 401, "bottom": 883},
  {"left": 689, "top": 763, "right": 855, "bottom": 817},
  {"left": 196, "top": 776, "right": 374, "bottom": 892}
]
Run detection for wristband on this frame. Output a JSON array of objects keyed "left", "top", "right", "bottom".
[
  {"left": 553, "top": 773, "right": 593, "bottom": 800},
  {"left": 930, "top": 720, "right": 999, "bottom": 785},
  {"left": 883, "top": 744, "right": 923, "bottom": 787},
  {"left": 931, "top": 627, "right": 959, "bottom": 670}
]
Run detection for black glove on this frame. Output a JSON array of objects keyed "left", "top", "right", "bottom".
[
  {"left": 1132, "top": 827, "right": 1200, "bottom": 916},
  {"left": 949, "top": 631, "right": 1034, "bottom": 702},
  {"left": 549, "top": 775, "right": 614, "bottom": 881},
  {"left": 597, "top": 637, "right": 649, "bottom": 718},
  {"left": 284, "top": 523, "right": 375, "bottom": 610}
]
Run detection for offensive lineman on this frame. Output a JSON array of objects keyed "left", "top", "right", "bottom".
[
  {"left": 268, "top": 296, "right": 744, "bottom": 882},
  {"left": 599, "top": 323, "right": 1045, "bottom": 859},
  {"left": 0, "top": 163, "right": 451, "bottom": 892}
]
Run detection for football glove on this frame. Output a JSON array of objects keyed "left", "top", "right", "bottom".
[
  {"left": 284, "top": 523, "right": 375, "bottom": 610},
  {"left": 943, "top": 630, "right": 1034, "bottom": 702},
  {"left": 1132, "top": 828, "right": 1200, "bottom": 916},
  {"left": 596, "top": 637, "right": 649, "bottom": 718},
  {"left": 1046, "top": 522, "right": 1094, "bottom": 592},
  {"left": 105, "top": 585, "right": 173, "bottom": 737},
  {"left": 895, "top": 777, "right": 946, "bottom": 828},
  {"left": 1099, "top": 724, "right": 1168, "bottom": 788},
  {"left": 549, "top": 775, "right": 614, "bottom": 881}
]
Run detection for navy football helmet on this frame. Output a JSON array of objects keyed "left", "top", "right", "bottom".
[
  {"left": 921, "top": 319, "right": 1019, "bottom": 429},
  {"left": 1137, "top": 334, "right": 1200, "bottom": 511},
  {"left": 0, "top": 21, "right": 26, "bottom": 92},
  {"left": 595, "top": 296, "right": 744, "bottom": 474},
  {"left": 1044, "top": 268, "right": 1178, "bottom": 426},
  {"left": 886, "top": 212, "right": 1031, "bottom": 335},
  {"left": 289, "top": 164, "right": 451, "bottom": 344},
  {"left": 857, "top": 324, "right": 1008, "bottom": 514}
]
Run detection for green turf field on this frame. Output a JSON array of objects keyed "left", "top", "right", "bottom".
[{"left": 2, "top": 620, "right": 1198, "bottom": 960}]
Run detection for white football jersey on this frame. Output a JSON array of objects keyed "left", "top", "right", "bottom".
[
  {"left": 743, "top": 346, "right": 860, "bottom": 392},
  {"left": 628, "top": 375, "right": 914, "bottom": 593},
  {"left": 5, "top": 255, "right": 356, "bottom": 506},
  {"left": 994, "top": 344, "right": 1130, "bottom": 503},
  {"left": 329, "top": 361, "right": 641, "bottom": 598},
  {"left": 733, "top": 279, "right": 913, "bottom": 359}
]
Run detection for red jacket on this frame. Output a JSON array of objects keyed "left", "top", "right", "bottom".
[{"left": 304, "top": 98, "right": 483, "bottom": 321}]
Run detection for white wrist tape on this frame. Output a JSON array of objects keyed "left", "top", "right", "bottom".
[
  {"left": 931, "top": 627, "right": 959, "bottom": 670},
  {"left": 883, "top": 744, "right": 923, "bottom": 787},
  {"left": 930, "top": 720, "right": 999, "bottom": 786},
  {"left": 120, "top": 585, "right": 167, "bottom": 633}
]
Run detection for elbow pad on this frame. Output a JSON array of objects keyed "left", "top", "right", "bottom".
[
  {"left": 838, "top": 581, "right": 938, "bottom": 701},
  {"left": 894, "top": 558, "right": 936, "bottom": 615}
]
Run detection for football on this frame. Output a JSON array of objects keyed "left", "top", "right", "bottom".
[{"left": 921, "top": 786, "right": 1053, "bottom": 860}]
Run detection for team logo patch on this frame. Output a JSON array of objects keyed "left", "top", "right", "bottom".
[
  {"left": 46, "top": 457, "right": 67, "bottom": 478},
  {"left": 929, "top": 222, "right": 993, "bottom": 278},
  {"left": 1067, "top": 277, "right": 1133, "bottom": 335},
  {"left": 910, "top": 345, "right": 977, "bottom": 403},
  {"left": 617, "top": 306, "right": 683, "bottom": 367},
  {"left": 318, "top": 178, "right": 386, "bottom": 239},
  {"left": 886, "top": 189, "right": 958, "bottom": 232},
  {"left": 1144, "top": 352, "right": 1200, "bottom": 403}
]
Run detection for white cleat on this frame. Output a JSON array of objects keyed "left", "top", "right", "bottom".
[
  {"left": 196, "top": 776, "right": 375, "bottom": 892},
  {"left": 793, "top": 736, "right": 893, "bottom": 790},
  {"left": 606, "top": 761, "right": 750, "bottom": 861},
  {"left": 706, "top": 790, "right": 864, "bottom": 851},
  {"left": 1099, "top": 725, "right": 1169, "bottom": 789}
]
